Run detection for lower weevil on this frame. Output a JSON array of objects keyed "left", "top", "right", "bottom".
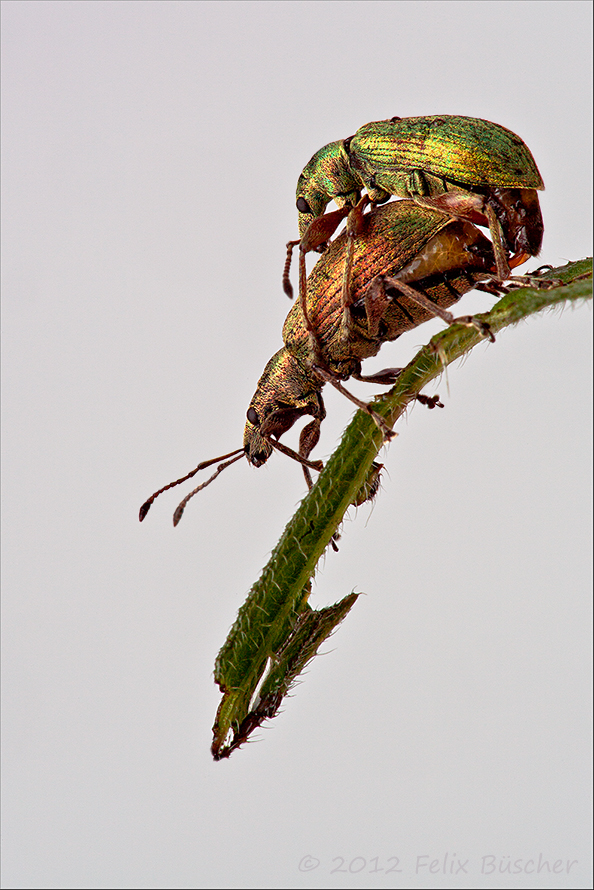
[{"left": 140, "top": 200, "right": 501, "bottom": 528}]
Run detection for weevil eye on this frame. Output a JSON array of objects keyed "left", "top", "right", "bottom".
[
  {"left": 296, "top": 197, "right": 312, "bottom": 214},
  {"left": 247, "top": 407, "right": 259, "bottom": 426}
]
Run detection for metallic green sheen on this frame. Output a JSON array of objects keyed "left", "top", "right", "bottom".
[
  {"left": 349, "top": 115, "right": 544, "bottom": 193},
  {"left": 284, "top": 200, "right": 486, "bottom": 371},
  {"left": 243, "top": 347, "right": 320, "bottom": 463},
  {"left": 245, "top": 200, "right": 496, "bottom": 463},
  {"left": 296, "top": 140, "right": 361, "bottom": 237}
]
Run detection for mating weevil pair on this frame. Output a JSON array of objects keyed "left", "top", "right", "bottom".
[
  {"left": 283, "top": 115, "right": 545, "bottom": 364},
  {"left": 140, "top": 198, "right": 503, "bottom": 527}
]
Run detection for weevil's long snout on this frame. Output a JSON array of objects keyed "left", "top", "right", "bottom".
[
  {"left": 244, "top": 416, "right": 273, "bottom": 468},
  {"left": 244, "top": 401, "right": 318, "bottom": 468},
  {"left": 244, "top": 348, "right": 323, "bottom": 468},
  {"left": 491, "top": 187, "right": 544, "bottom": 258}
]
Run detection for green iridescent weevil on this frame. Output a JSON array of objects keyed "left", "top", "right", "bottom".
[
  {"left": 283, "top": 115, "right": 545, "bottom": 356},
  {"left": 140, "top": 199, "right": 501, "bottom": 528}
]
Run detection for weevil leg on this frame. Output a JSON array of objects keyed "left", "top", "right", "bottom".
[
  {"left": 483, "top": 210, "right": 563, "bottom": 290},
  {"left": 265, "top": 436, "right": 324, "bottom": 473},
  {"left": 363, "top": 274, "right": 393, "bottom": 338},
  {"left": 482, "top": 254, "right": 563, "bottom": 291},
  {"left": 300, "top": 205, "right": 351, "bottom": 255},
  {"left": 484, "top": 202, "right": 512, "bottom": 281},
  {"left": 353, "top": 367, "right": 404, "bottom": 385},
  {"left": 340, "top": 195, "right": 370, "bottom": 343},
  {"left": 502, "top": 272, "right": 564, "bottom": 289},
  {"left": 297, "top": 206, "right": 352, "bottom": 363},
  {"left": 297, "top": 411, "right": 340, "bottom": 550},
  {"left": 263, "top": 415, "right": 341, "bottom": 550},
  {"left": 313, "top": 364, "right": 396, "bottom": 442},
  {"left": 298, "top": 416, "right": 323, "bottom": 491},
  {"left": 381, "top": 276, "right": 495, "bottom": 343},
  {"left": 415, "top": 393, "right": 444, "bottom": 409},
  {"left": 297, "top": 247, "right": 328, "bottom": 365},
  {"left": 473, "top": 279, "right": 511, "bottom": 297},
  {"left": 353, "top": 367, "right": 443, "bottom": 409},
  {"left": 284, "top": 208, "right": 349, "bottom": 301}
]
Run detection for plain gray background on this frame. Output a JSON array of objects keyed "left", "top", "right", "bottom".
[{"left": 2, "top": 2, "right": 592, "bottom": 888}]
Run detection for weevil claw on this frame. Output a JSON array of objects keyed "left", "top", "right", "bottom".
[{"left": 452, "top": 315, "right": 495, "bottom": 343}]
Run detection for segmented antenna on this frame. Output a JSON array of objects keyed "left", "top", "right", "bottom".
[
  {"left": 172, "top": 451, "right": 246, "bottom": 526},
  {"left": 139, "top": 448, "right": 245, "bottom": 521},
  {"left": 282, "top": 240, "right": 300, "bottom": 299}
]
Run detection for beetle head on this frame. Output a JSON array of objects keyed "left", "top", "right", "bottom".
[
  {"left": 244, "top": 348, "right": 322, "bottom": 467},
  {"left": 296, "top": 140, "right": 361, "bottom": 240}
]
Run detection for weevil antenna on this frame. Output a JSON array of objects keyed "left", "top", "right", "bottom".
[
  {"left": 283, "top": 240, "right": 300, "bottom": 299},
  {"left": 172, "top": 451, "right": 246, "bottom": 526},
  {"left": 139, "top": 447, "right": 245, "bottom": 521}
]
